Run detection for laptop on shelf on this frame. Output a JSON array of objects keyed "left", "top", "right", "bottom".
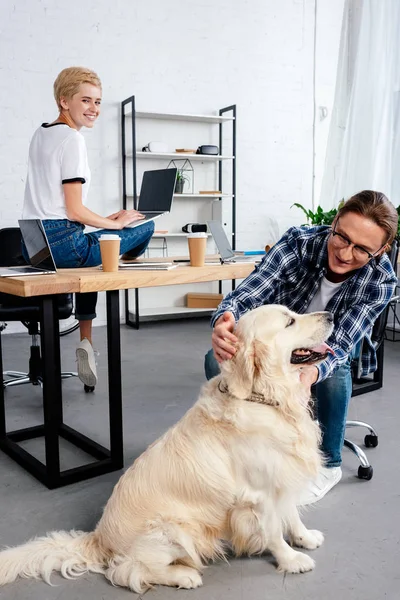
[
  {"left": 127, "top": 168, "right": 177, "bottom": 228},
  {"left": 207, "top": 220, "right": 263, "bottom": 265},
  {"left": 0, "top": 219, "right": 57, "bottom": 277}
]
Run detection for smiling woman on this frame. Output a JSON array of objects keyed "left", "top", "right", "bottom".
[{"left": 21, "top": 67, "right": 155, "bottom": 389}]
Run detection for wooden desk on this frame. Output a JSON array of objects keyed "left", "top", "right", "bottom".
[
  {"left": 69, "top": 262, "right": 254, "bottom": 292},
  {"left": 0, "top": 262, "right": 255, "bottom": 488},
  {"left": 0, "top": 272, "right": 81, "bottom": 297}
]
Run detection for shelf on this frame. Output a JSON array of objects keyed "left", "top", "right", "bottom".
[
  {"left": 128, "top": 306, "right": 215, "bottom": 322},
  {"left": 129, "top": 110, "right": 235, "bottom": 124},
  {"left": 126, "top": 194, "right": 233, "bottom": 200},
  {"left": 134, "top": 151, "right": 234, "bottom": 161},
  {"left": 173, "top": 193, "right": 233, "bottom": 199},
  {"left": 152, "top": 233, "right": 213, "bottom": 238}
]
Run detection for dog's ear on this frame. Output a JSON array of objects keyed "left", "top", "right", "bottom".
[
  {"left": 221, "top": 341, "right": 254, "bottom": 399},
  {"left": 252, "top": 340, "right": 270, "bottom": 383},
  {"left": 222, "top": 337, "right": 273, "bottom": 400}
]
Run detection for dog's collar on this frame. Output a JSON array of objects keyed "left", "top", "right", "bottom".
[{"left": 218, "top": 380, "right": 279, "bottom": 407}]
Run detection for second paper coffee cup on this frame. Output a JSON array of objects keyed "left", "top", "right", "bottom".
[
  {"left": 99, "top": 234, "right": 121, "bottom": 272},
  {"left": 187, "top": 232, "right": 207, "bottom": 267}
]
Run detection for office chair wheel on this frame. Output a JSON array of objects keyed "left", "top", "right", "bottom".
[
  {"left": 364, "top": 434, "right": 378, "bottom": 448},
  {"left": 84, "top": 384, "right": 95, "bottom": 393},
  {"left": 358, "top": 465, "right": 373, "bottom": 480}
]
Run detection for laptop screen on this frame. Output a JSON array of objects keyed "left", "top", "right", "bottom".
[
  {"left": 18, "top": 219, "right": 57, "bottom": 271},
  {"left": 207, "top": 221, "right": 235, "bottom": 260},
  {"left": 138, "top": 168, "right": 177, "bottom": 212}
]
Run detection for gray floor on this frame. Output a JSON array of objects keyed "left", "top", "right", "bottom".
[{"left": 0, "top": 318, "right": 399, "bottom": 600}]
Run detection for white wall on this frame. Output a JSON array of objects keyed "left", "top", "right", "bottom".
[{"left": 0, "top": 0, "right": 344, "bottom": 328}]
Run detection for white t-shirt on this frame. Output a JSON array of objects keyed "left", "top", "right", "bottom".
[
  {"left": 23, "top": 123, "right": 91, "bottom": 220},
  {"left": 306, "top": 276, "right": 344, "bottom": 313}
]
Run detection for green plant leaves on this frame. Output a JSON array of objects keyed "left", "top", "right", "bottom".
[{"left": 290, "top": 203, "right": 337, "bottom": 226}]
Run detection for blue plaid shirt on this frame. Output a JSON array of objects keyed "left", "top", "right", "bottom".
[{"left": 212, "top": 226, "right": 397, "bottom": 382}]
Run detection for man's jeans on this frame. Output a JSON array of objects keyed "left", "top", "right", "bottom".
[
  {"left": 23, "top": 219, "right": 155, "bottom": 320},
  {"left": 204, "top": 348, "right": 356, "bottom": 467}
]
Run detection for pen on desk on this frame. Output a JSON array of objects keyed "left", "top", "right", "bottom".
[{"left": 235, "top": 250, "right": 266, "bottom": 256}]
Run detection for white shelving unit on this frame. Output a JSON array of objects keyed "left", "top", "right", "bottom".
[
  {"left": 152, "top": 233, "right": 213, "bottom": 238},
  {"left": 134, "top": 151, "right": 234, "bottom": 161},
  {"left": 126, "top": 193, "right": 234, "bottom": 199},
  {"left": 138, "top": 306, "right": 214, "bottom": 321},
  {"left": 121, "top": 96, "right": 236, "bottom": 328},
  {"left": 134, "top": 110, "right": 235, "bottom": 124}
]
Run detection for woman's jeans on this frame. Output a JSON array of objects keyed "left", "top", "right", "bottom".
[
  {"left": 204, "top": 348, "right": 355, "bottom": 468},
  {"left": 40, "top": 219, "right": 155, "bottom": 320}
]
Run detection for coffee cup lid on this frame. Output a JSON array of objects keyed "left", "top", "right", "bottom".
[
  {"left": 187, "top": 232, "right": 208, "bottom": 238},
  {"left": 99, "top": 234, "right": 121, "bottom": 241}
]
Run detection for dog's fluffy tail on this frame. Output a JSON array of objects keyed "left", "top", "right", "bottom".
[{"left": 0, "top": 530, "right": 106, "bottom": 586}]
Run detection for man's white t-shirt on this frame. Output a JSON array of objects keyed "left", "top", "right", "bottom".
[
  {"left": 23, "top": 123, "right": 91, "bottom": 220},
  {"left": 306, "top": 276, "right": 344, "bottom": 313}
]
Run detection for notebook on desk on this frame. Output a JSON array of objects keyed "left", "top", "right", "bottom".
[
  {"left": 0, "top": 219, "right": 57, "bottom": 277},
  {"left": 127, "top": 168, "right": 177, "bottom": 228},
  {"left": 119, "top": 264, "right": 177, "bottom": 271},
  {"left": 207, "top": 221, "right": 263, "bottom": 264},
  {"left": 100, "top": 262, "right": 177, "bottom": 271}
]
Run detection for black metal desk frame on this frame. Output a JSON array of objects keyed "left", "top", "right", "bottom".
[{"left": 0, "top": 291, "right": 123, "bottom": 489}]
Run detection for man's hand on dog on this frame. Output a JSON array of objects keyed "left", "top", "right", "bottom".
[{"left": 212, "top": 312, "right": 237, "bottom": 363}]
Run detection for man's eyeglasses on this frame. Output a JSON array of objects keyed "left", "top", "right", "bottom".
[{"left": 331, "top": 219, "right": 385, "bottom": 261}]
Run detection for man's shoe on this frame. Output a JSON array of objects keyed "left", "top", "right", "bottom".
[
  {"left": 298, "top": 466, "right": 342, "bottom": 506},
  {"left": 76, "top": 338, "right": 98, "bottom": 387}
]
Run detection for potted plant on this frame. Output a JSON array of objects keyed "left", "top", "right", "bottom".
[
  {"left": 175, "top": 171, "right": 190, "bottom": 194},
  {"left": 291, "top": 203, "right": 340, "bottom": 226}
]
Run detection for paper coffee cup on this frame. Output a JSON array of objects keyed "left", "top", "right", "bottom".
[
  {"left": 99, "top": 234, "right": 121, "bottom": 272},
  {"left": 187, "top": 232, "right": 207, "bottom": 267}
]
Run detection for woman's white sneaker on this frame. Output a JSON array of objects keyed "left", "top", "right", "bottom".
[{"left": 76, "top": 338, "right": 98, "bottom": 387}]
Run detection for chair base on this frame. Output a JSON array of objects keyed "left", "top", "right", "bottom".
[
  {"left": 344, "top": 420, "right": 378, "bottom": 480},
  {"left": 4, "top": 370, "right": 77, "bottom": 388}
]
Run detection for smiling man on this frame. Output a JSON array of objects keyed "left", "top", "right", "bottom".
[{"left": 205, "top": 191, "right": 398, "bottom": 504}]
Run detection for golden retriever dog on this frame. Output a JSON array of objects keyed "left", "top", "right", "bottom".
[{"left": 0, "top": 305, "right": 334, "bottom": 593}]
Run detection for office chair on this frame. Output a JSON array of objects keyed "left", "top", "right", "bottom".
[
  {"left": 345, "top": 239, "right": 399, "bottom": 480},
  {"left": 0, "top": 227, "right": 77, "bottom": 388}
]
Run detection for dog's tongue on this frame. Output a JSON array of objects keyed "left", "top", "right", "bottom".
[{"left": 310, "top": 342, "right": 334, "bottom": 355}]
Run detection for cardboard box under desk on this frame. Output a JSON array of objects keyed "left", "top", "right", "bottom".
[{"left": 186, "top": 292, "right": 224, "bottom": 309}]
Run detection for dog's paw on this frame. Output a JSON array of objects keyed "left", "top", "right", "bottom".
[
  {"left": 177, "top": 570, "right": 203, "bottom": 589},
  {"left": 291, "top": 529, "right": 324, "bottom": 550},
  {"left": 277, "top": 551, "right": 315, "bottom": 574}
]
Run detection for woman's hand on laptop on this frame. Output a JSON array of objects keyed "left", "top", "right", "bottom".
[
  {"left": 107, "top": 209, "right": 145, "bottom": 229},
  {"left": 107, "top": 210, "right": 126, "bottom": 220},
  {"left": 212, "top": 311, "right": 237, "bottom": 363}
]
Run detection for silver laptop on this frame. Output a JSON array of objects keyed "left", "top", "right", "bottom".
[
  {"left": 207, "top": 221, "right": 263, "bottom": 264},
  {"left": 127, "top": 168, "right": 177, "bottom": 228},
  {"left": 0, "top": 220, "right": 57, "bottom": 277}
]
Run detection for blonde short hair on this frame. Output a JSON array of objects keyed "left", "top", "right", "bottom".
[{"left": 53, "top": 67, "right": 102, "bottom": 111}]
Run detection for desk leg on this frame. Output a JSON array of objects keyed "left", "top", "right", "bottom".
[
  {"left": 0, "top": 293, "right": 124, "bottom": 488},
  {"left": 0, "top": 332, "right": 5, "bottom": 437},
  {"left": 40, "top": 295, "right": 62, "bottom": 485},
  {"left": 106, "top": 290, "right": 124, "bottom": 469}
]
